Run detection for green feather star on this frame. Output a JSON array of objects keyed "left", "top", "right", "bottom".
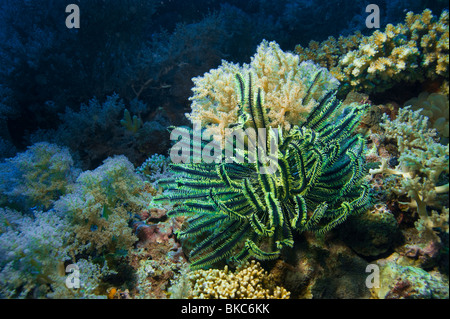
[{"left": 155, "top": 72, "right": 372, "bottom": 269}]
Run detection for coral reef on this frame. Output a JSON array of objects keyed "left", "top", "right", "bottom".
[
  {"left": 370, "top": 106, "right": 449, "bottom": 230},
  {"left": 157, "top": 43, "right": 371, "bottom": 269},
  {"left": 0, "top": 142, "right": 80, "bottom": 211},
  {"left": 295, "top": 9, "right": 449, "bottom": 95},
  {"left": 404, "top": 92, "right": 449, "bottom": 143},
  {"left": 0, "top": 0, "right": 449, "bottom": 301},
  {"left": 54, "top": 155, "right": 151, "bottom": 254},
  {"left": 0, "top": 150, "right": 189, "bottom": 299},
  {"left": 184, "top": 260, "right": 290, "bottom": 299},
  {"left": 365, "top": 103, "right": 448, "bottom": 284}
]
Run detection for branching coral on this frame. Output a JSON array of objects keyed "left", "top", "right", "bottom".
[
  {"left": 120, "top": 109, "right": 142, "bottom": 133},
  {"left": 295, "top": 9, "right": 449, "bottom": 95},
  {"left": 370, "top": 106, "right": 449, "bottom": 229},
  {"left": 187, "top": 40, "right": 340, "bottom": 140},
  {"left": 186, "top": 260, "right": 290, "bottom": 299},
  {"left": 338, "top": 9, "right": 449, "bottom": 94},
  {"left": 295, "top": 32, "right": 364, "bottom": 70}
]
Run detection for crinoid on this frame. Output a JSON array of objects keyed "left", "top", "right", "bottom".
[{"left": 155, "top": 72, "right": 372, "bottom": 269}]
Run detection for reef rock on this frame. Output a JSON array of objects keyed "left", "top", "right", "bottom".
[
  {"left": 278, "top": 232, "right": 371, "bottom": 299},
  {"left": 340, "top": 204, "right": 400, "bottom": 257}
]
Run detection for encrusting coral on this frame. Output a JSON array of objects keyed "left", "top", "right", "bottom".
[
  {"left": 187, "top": 40, "right": 340, "bottom": 140},
  {"left": 295, "top": 9, "right": 449, "bottom": 96},
  {"left": 186, "top": 260, "right": 290, "bottom": 299}
]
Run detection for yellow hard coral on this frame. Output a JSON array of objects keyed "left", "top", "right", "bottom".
[
  {"left": 187, "top": 40, "right": 339, "bottom": 139},
  {"left": 295, "top": 9, "right": 449, "bottom": 95},
  {"left": 186, "top": 260, "right": 290, "bottom": 299},
  {"left": 296, "top": 32, "right": 363, "bottom": 70}
]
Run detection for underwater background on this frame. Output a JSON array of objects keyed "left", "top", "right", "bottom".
[{"left": 0, "top": 0, "right": 448, "bottom": 299}]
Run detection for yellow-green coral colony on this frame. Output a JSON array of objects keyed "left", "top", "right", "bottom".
[
  {"left": 156, "top": 58, "right": 372, "bottom": 269},
  {"left": 186, "top": 260, "right": 290, "bottom": 298},
  {"left": 295, "top": 9, "right": 449, "bottom": 95}
]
